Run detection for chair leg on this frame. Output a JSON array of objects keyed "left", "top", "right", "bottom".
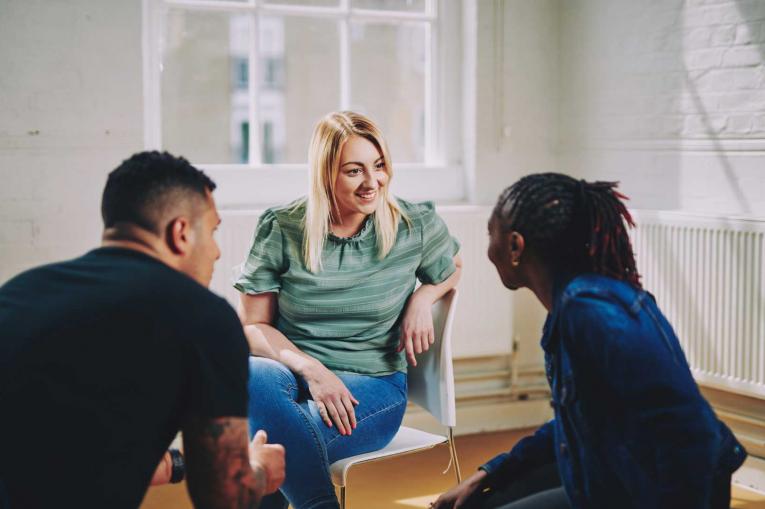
[
  {"left": 339, "top": 485, "right": 346, "bottom": 509},
  {"left": 448, "top": 427, "right": 462, "bottom": 483}
]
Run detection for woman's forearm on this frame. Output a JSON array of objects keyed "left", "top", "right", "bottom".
[
  {"left": 239, "top": 292, "right": 324, "bottom": 378},
  {"left": 243, "top": 323, "right": 321, "bottom": 378}
]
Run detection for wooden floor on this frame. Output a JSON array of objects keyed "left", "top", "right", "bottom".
[{"left": 141, "top": 429, "right": 765, "bottom": 509}]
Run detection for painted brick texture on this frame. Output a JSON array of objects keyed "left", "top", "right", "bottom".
[{"left": 561, "top": 0, "right": 765, "bottom": 142}]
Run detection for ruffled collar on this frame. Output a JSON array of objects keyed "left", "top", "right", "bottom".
[{"left": 328, "top": 215, "right": 374, "bottom": 244}]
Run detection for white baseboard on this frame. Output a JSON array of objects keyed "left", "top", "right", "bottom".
[{"left": 403, "top": 397, "right": 553, "bottom": 437}]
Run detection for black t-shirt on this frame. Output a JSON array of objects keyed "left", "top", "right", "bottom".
[{"left": 0, "top": 247, "right": 249, "bottom": 509}]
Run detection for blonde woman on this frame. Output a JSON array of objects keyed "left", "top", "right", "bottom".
[{"left": 234, "top": 111, "right": 462, "bottom": 509}]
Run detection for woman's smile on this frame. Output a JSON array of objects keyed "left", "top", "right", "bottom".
[{"left": 355, "top": 188, "right": 377, "bottom": 203}]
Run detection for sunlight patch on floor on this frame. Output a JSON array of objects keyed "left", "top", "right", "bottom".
[
  {"left": 395, "top": 493, "right": 440, "bottom": 507},
  {"left": 732, "top": 484, "right": 765, "bottom": 509}
]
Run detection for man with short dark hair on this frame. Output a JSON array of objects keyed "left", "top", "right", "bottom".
[{"left": 0, "top": 151, "right": 284, "bottom": 508}]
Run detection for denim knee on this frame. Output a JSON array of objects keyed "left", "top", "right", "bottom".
[
  {"left": 247, "top": 357, "right": 301, "bottom": 438},
  {"left": 248, "top": 357, "right": 296, "bottom": 394}
]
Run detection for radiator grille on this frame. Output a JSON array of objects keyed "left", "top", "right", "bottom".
[{"left": 631, "top": 212, "right": 765, "bottom": 399}]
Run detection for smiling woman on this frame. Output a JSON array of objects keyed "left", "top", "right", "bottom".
[
  {"left": 232, "top": 111, "right": 462, "bottom": 509},
  {"left": 302, "top": 111, "right": 406, "bottom": 274}
]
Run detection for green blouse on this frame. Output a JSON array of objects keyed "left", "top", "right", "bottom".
[{"left": 233, "top": 198, "right": 460, "bottom": 375}]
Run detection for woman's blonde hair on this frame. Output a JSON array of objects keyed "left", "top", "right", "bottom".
[{"left": 303, "top": 111, "right": 409, "bottom": 273}]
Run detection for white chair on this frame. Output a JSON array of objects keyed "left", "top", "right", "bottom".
[{"left": 330, "top": 289, "right": 462, "bottom": 508}]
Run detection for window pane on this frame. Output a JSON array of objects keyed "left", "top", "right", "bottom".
[
  {"left": 352, "top": 0, "right": 425, "bottom": 12},
  {"left": 259, "top": 16, "right": 340, "bottom": 163},
  {"left": 350, "top": 22, "right": 426, "bottom": 162},
  {"left": 161, "top": 10, "right": 251, "bottom": 164},
  {"left": 264, "top": 0, "right": 339, "bottom": 7}
]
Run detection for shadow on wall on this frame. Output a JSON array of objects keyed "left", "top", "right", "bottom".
[
  {"left": 682, "top": 75, "right": 751, "bottom": 215},
  {"left": 678, "top": 0, "right": 765, "bottom": 216},
  {"left": 735, "top": 0, "right": 765, "bottom": 72}
]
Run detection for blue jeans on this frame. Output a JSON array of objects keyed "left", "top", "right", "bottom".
[{"left": 248, "top": 357, "right": 408, "bottom": 509}]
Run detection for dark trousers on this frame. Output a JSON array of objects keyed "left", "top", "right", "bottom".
[
  {"left": 464, "top": 461, "right": 733, "bottom": 509},
  {"left": 493, "top": 488, "right": 570, "bottom": 509},
  {"left": 465, "top": 462, "right": 567, "bottom": 509},
  {"left": 710, "top": 472, "right": 733, "bottom": 509}
]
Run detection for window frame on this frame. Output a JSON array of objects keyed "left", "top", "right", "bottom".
[{"left": 142, "top": 0, "right": 467, "bottom": 207}]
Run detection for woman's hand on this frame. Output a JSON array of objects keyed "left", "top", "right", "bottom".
[
  {"left": 397, "top": 293, "right": 435, "bottom": 367},
  {"left": 431, "top": 470, "right": 488, "bottom": 509},
  {"left": 303, "top": 362, "right": 359, "bottom": 436}
]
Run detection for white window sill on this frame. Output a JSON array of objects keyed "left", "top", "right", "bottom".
[{"left": 203, "top": 163, "right": 467, "bottom": 209}]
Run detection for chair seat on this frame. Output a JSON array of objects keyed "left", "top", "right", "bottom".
[{"left": 330, "top": 426, "right": 448, "bottom": 487}]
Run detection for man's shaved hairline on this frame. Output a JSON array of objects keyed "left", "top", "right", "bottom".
[{"left": 143, "top": 187, "right": 211, "bottom": 234}]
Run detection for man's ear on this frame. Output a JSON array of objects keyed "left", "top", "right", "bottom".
[{"left": 166, "top": 216, "right": 192, "bottom": 255}]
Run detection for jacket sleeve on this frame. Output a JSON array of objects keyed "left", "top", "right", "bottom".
[{"left": 478, "top": 419, "right": 556, "bottom": 487}]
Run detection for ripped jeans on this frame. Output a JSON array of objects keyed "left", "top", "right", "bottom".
[{"left": 248, "top": 357, "right": 407, "bottom": 509}]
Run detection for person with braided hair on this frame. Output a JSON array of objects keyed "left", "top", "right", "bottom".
[{"left": 433, "top": 173, "right": 747, "bottom": 509}]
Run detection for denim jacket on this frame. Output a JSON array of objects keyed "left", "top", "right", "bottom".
[{"left": 481, "top": 274, "right": 747, "bottom": 509}]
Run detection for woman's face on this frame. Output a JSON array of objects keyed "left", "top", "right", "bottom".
[{"left": 333, "top": 135, "right": 389, "bottom": 220}]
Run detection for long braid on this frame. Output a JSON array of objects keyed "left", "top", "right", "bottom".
[{"left": 493, "top": 173, "right": 642, "bottom": 287}]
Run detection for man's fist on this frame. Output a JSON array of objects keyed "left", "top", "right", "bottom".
[{"left": 249, "top": 430, "right": 286, "bottom": 494}]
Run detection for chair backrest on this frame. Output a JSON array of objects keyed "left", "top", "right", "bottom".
[{"left": 407, "top": 288, "right": 458, "bottom": 428}]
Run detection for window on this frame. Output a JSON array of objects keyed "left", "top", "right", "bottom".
[
  {"left": 233, "top": 57, "right": 248, "bottom": 90},
  {"left": 143, "top": 0, "right": 465, "bottom": 206}
]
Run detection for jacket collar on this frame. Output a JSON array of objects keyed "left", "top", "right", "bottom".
[{"left": 540, "top": 271, "right": 578, "bottom": 352}]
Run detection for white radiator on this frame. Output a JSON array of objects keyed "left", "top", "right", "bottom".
[
  {"left": 631, "top": 211, "right": 765, "bottom": 400},
  {"left": 211, "top": 206, "right": 515, "bottom": 359}
]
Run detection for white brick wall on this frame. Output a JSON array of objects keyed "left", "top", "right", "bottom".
[
  {"left": 2, "top": 0, "right": 763, "bottom": 278},
  {"left": 0, "top": 1, "right": 143, "bottom": 283},
  {"left": 559, "top": 0, "right": 765, "bottom": 217}
]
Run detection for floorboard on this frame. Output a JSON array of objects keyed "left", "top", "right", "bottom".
[{"left": 141, "top": 429, "right": 765, "bottom": 508}]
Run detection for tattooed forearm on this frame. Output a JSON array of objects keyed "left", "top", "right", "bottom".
[
  {"left": 236, "top": 464, "right": 265, "bottom": 509},
  {"left": 208, "top": 419, "right": 231, "bottom": 441},
  {"left": 183, "top": 417, "right": 263, "bottom": 509}
]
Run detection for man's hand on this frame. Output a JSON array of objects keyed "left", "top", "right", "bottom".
[
  {"left": 249, "top": 430, "right": 285, "bottom": 495},
  {"left": 184, "top": 416, "right": 283, "bottom": 509},
  {"left": 150, "top": 451, "right": 174, "bottom": 486},
  {"left": 432, "top": 470, "right": 488, "bottom": 509},
  {"left": 150, "top": 450, "right": 184, "bottom": 485}
]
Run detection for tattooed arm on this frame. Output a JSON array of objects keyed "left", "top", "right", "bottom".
[{"left": 183, "top": 416, "right": 285, "bottom": 509}]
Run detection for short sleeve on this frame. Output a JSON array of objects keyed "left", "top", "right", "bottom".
[
  {"left": 415, "top": 202, "right": 461, "bottom": 284},
  {"left": 186, "top": 298, "right": 250, "bottom": 419},
  {"left": 233, "top": 209, "right": 287, "bottom": 294}
]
